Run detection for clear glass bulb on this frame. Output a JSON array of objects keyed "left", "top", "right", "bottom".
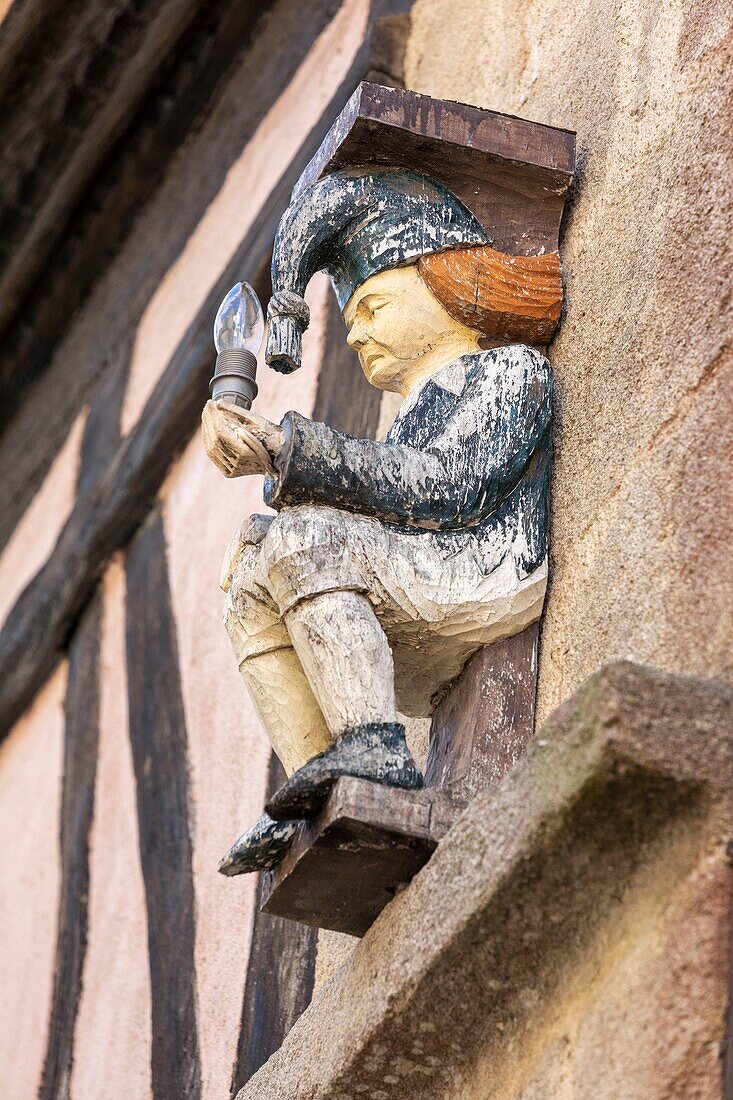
[{"left": 213, "top": 282, "right": 264, "bottom": 354}]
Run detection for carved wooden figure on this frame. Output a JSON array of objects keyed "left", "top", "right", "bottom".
[{"left": 204, "top": 175, "right": 559, "bottom": 880}]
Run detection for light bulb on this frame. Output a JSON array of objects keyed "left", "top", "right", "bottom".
[
  {"left": 213, "top": 282, "right": 264, "bottom": 354},
  {"left": 209, "top": 282, "right": 263, "bottom": 409}
]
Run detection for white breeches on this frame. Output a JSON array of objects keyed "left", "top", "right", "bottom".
[{"left": 222, "top": 505, "right": 546, "bottom": 773}]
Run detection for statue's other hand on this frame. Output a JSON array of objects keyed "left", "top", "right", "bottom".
[{"left": 202, "top": 400, "right": 278, "bottom": 478}]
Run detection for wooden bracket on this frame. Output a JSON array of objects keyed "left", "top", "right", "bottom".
[{"left": 261, "top": 778, "right": 464, "bottom": 937}]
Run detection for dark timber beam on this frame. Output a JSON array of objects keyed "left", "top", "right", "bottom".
[
  {"left": 0, "top": 0, "right": 341, "bottom": 553},
  {"left": 0, "top": 32, "right": 382, "bottom": 739},
  {"left": 39, "top": 593, "right": 102, "bottom": 1100},
  {"left": 230, "top": 756, "right": 318, "bottom": 1096},
  {"left": 126, "top": 507, "right": 202, "bottom": 1099},
  {"left": 0, "top": 0, "right": 276, "bottom": 428}
]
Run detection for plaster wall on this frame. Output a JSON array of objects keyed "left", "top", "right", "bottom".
[
  {"left": 70, "top": 560, "right": 152, "bottom": 1099},
  {"left": 0, "top": 666, "right": 65, "bottom": 1100},
  {"left": 405, "top": 0, "right": 733, "bottom": 724}
]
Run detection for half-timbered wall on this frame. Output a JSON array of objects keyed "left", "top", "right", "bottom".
[{"left": 0, "top": 2, "right": 408, "bottom": 1096}]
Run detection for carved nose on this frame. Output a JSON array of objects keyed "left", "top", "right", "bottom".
[{"left": 347, "top": 320, "right": 368, "bottom": 349}]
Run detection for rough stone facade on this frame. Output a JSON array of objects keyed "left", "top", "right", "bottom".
[
  {"left": 404, "top": 0, "right": 733, "bottom": 723},
  {"left": 241, "top": 664, "right": 733, "bottom": 1099}
]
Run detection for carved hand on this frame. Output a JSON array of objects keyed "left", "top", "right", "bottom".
[{"left": 202, "top": 400, "right": 284, "bottom": 478}]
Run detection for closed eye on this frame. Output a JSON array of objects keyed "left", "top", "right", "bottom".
[{"left": 362, "top": 295, "right": 388, "bottom": 316}]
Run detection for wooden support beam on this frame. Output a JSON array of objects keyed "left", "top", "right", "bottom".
[
  {"left": 296, "top": 81, "right": 575, "bottom": 255},
  {"left": 0, "top": 0, "right": 296, "bottom": 425},
  {"left": 230, "top": 756, "right": 318, "bottom": 1097},
  {"left": 425, "top": 624, "right": 540, "bottom": 801},
  {"left": 125, "top": 507, "right": 202, "bottom": 1098},
  {"left": 0, "top": 0, "right": 208, "bottom": 349},
  {"left": 39, "top": 593, "right": 102, "bottom": 1100},
  {"left": 0, "top": 44, "right": 376, "bottom": 740},
  {"left": 0, "top": 0, "right": 339, "bottom": 538}
]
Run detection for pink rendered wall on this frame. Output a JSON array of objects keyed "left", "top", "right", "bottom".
[
  {"left": 70, "top": 560, "right": 152, "bottom": 1099},
  {"left": 0, "top": 0, "right": 371, "bottom": 1093},
  {"left": 0, "top": 667, "right": 65, "bottom": 1099}
]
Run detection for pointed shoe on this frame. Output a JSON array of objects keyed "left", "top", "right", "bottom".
[
  {"left": 265, "top": 721, "right": 423, "bottom": 821},
  {"left": 217, "top": 812, "right": 299, "bottom": 876}
]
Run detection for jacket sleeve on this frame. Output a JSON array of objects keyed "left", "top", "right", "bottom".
[{"left": 263, "top": 346, "right": 552, "bottom": 531}]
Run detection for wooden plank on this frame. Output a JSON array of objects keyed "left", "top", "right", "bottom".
[
  {"left": 229, "top": 755, "right": 318, "bottom": 1097},
  {"left": 0, "top": 0, "right": 341, "bottom": 545},
  {"left": 39, "top": 593, "right": 102, "bottom": 1100},
  {"left": 38, "top": 349, "right": 124, "bottom": 1098},
  {"left": 125, "top": 506, "right": 202, "bottom": 1099},
  {"left": 299, "top": 80, "right": 575, "bottom": 192},
  {"left": 0, "top": 0, "right": 207, "bottom": 350},
  {"left": 261, "top": 778, "right": 460, "bottom": 937},
  {"left": 425, "top": 623, "right": 540, "bottom": 801},
  {"left": 0, "top": 39, "right": 382, "bottom": 740},
  {"left": 295, "top": 82, "right": 575, "bottom": 256}
]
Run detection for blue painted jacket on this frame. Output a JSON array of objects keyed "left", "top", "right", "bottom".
[{"left": 264, "top": 345, "right": 552, "bottom": 579}]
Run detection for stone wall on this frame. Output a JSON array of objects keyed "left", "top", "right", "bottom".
[{"left": 405, "top": 0, "right": 733, "bottom": 724}]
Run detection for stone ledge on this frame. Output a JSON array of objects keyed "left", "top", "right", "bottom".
[{"left": 238, "top": 663, "right": 733, "bottom": 1100}]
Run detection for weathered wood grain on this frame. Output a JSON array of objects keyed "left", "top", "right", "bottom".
[
  {"left": 0, "top": 0, "right": 205, "bottom": 352},
  {"left": 0, "top": 0, "right": 275, "bottom": 429},
  {"left": 425, "top": 623, "right": 540, "bottom": 800},
  {"left": 39, "top": 593, "right": 102, "bottom": 1100},
  {"left": 125, "top": 507, "right": 201, "bottom": 1099},
  {"left": 230, "top": 756, "right": 318, "bottom": 1097},
  {"left": 261, "top": 778, "right": 461, "bottom": 936},
  {"left": 296, "top": 81, "right": 575, "bottom": 256}
]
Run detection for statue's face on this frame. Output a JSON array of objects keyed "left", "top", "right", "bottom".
[{"left": 343, "top": 265, "right": 475, "bottom": 394}]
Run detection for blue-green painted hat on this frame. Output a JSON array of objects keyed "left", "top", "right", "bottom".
[{"left": 265, "top": 169, "right": 489, "bottom": 373}]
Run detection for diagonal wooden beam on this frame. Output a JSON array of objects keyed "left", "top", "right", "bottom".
[
  {"left": 0, "top": 0, "right": 341, "bottom": 553},
  {"left": 0, "top": 0, "right": 207, "bottom": 339},
  {"left": 0, "top": 0, "right": 277, "bottom": 429},
  {"left": 0, "top": 44, "right": 375, "bottom": 740}
]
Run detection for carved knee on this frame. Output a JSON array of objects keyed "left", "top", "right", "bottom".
[
  {"left": 261, "top": 505, "right": 364, "bottom": 612},
  {"left": 220, "top": 513, "right": 274, "bottom": 593}
]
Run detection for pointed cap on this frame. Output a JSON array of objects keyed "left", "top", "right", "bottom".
[{"left": 265, "top": 169, "right": 489, "bottom": 373}]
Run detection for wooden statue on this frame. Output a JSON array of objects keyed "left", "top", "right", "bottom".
[{"left": 203, "top": 166, "right": 559, "bottom": 876}]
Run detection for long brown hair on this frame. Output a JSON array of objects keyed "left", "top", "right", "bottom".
[{"left": 418, "top": 244, "right": 563, "bottom": 345}]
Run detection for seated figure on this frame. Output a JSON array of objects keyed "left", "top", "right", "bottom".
[{"left": 202, "top": 170, "right": 555, "bottom": 874}]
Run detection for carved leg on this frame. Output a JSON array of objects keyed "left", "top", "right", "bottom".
[
  {"left": 285, "top": 591, "right": 398, "bottom": 733},
  {"left": 219, "top": 530, "right": 335, "bottom": 876},
  {"left": 264, "top": 592, "right": 422, "bottom": 820},
  {"left": 225, "top": 555, "right": 333, "bottom": 776},
  {"left": 236, "top": 648, "right": 333, "bottom": 777}
]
